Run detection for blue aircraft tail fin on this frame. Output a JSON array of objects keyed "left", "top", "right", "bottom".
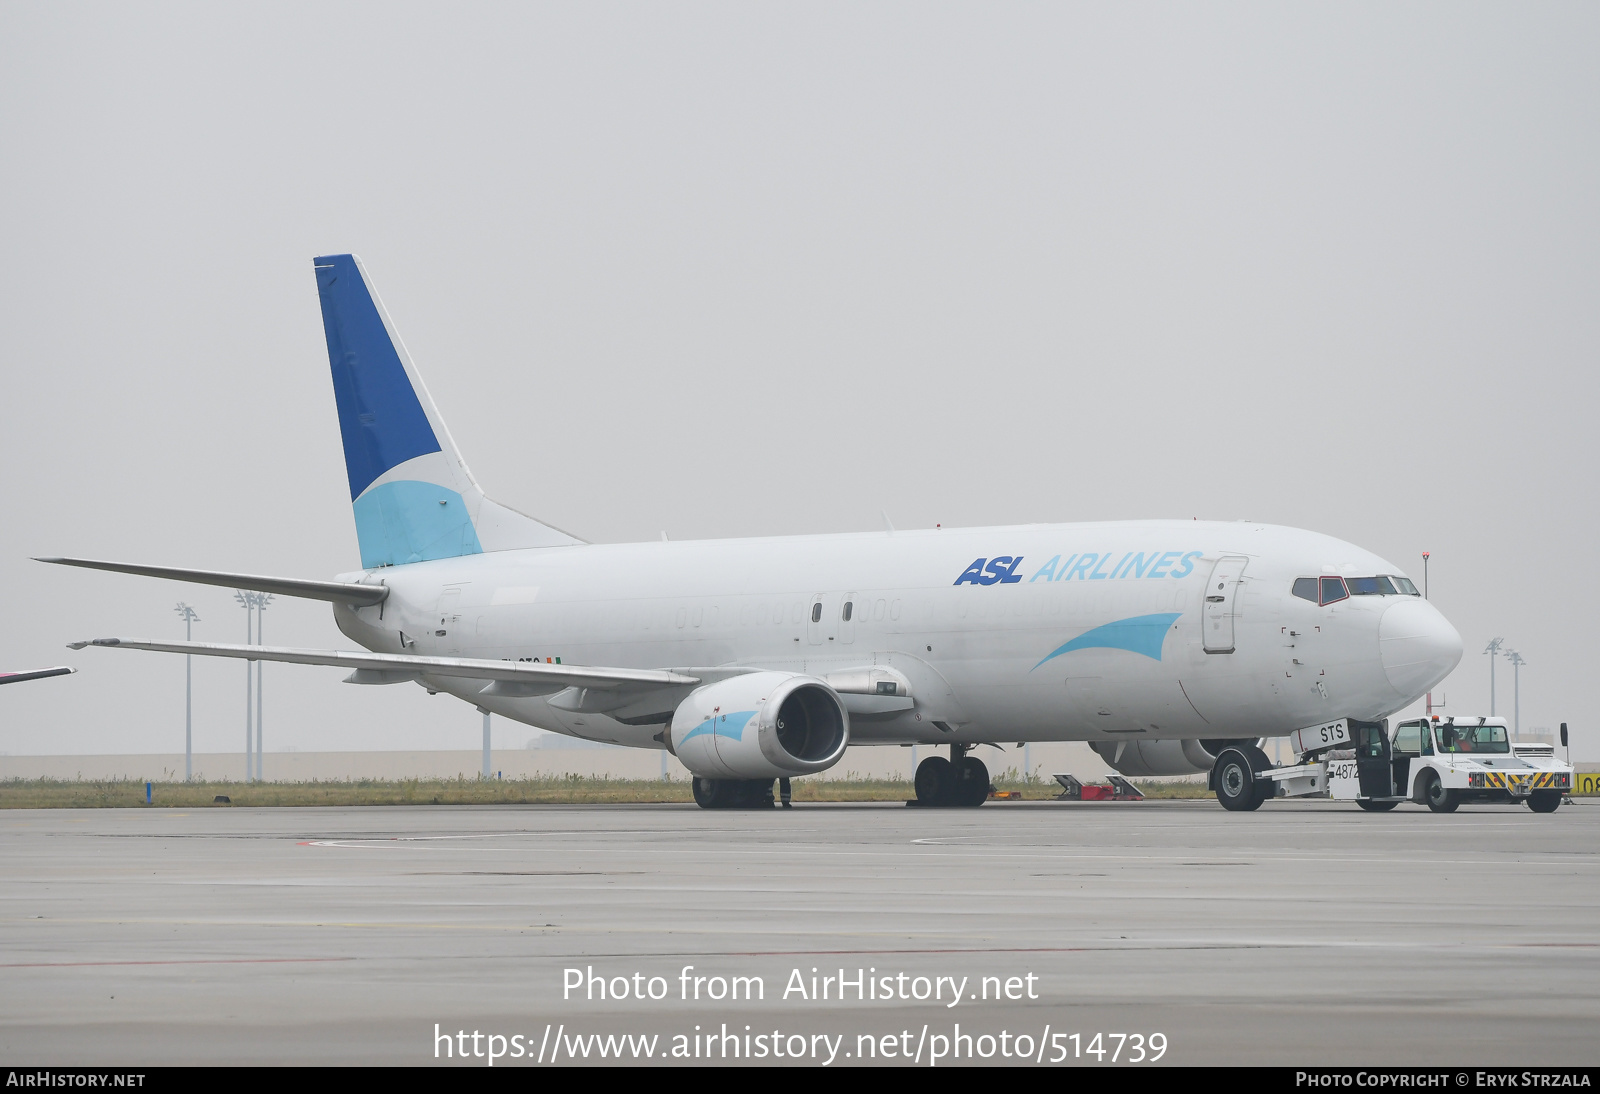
[{"left": 313, "top": 254, "right": 581, "bottom": 567}]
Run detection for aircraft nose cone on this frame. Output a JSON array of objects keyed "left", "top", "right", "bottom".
[{"left": 1379, "top": 599, "right": 1463, "bottom": 700}]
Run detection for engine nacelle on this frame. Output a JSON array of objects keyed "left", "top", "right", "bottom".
[
  {"left": 670, "top": 671, "right": 849, "bottom": 780},
  {"left": 1090, "top": 738, "right": 1225, "bottom": 777}
]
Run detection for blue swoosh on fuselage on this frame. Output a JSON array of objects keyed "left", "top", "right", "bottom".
[
  {"left": 1031, "top": 613, "right": 1183, "bottom": 670},
  {"left": 678, "top": 710, "right": 757, "bottom": 745}
]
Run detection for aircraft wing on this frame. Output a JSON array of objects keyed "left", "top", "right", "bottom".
[
  {"left": 0, "top": 666, "right": 75, "bottom": 686},
  {"left": 68, "top": 639, "right": 698, "bottom": 690},
  {"left": 36, "top": 557, "right": 388, "bottom": 607}
]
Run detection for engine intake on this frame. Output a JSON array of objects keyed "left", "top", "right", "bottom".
[{"left": 670, "top": 672, "right": 849, "bottom": 780}]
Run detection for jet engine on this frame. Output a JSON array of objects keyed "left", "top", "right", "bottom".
[
  {"left": 669, "top": 671, "right": 849, "bottom": 780},
  {"left": 1090, "top": 738, "right": 1249, "bottom": 777}
]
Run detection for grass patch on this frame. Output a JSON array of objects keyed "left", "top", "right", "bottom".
[{"left": 0, "top": 773, "right": 1214, "bottom": 808}]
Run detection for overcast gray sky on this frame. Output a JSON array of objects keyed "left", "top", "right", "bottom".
[{"left": 2, "top": 2, "right": 1595, "bottom": 760}]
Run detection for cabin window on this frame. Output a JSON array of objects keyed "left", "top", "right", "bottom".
[
  {"left": 811, "top": 602, "right": 822, "bottom": 623},
  {"left": 841, "top": 601, "right": 853, "bottom": 622},
  {"left": 1319, "top": 576, "right": 1348, "bottom": 606},
  {"left": 1292, "top": 578, "right": 1318, "bottom": 602}
]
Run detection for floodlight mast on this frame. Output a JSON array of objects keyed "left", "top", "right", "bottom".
[
  {"left": 1505, "top": 650, "right": 1525, "bottom": 738},
  {"left": 1483, "top": 637, "right": 1504, "bottom": 716},
  {"left": 174, "top": 603, "right": 200, "bottom": 781},
  {"left": 234, "top": 590, "right": 254, "bottom": 781},
  {"left": 253, "top": 593, "right": 273, "bottom": 781}
]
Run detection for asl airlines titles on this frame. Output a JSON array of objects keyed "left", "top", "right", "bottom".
[{"left": 954, "top": 550, "right": 1205, "bottom": 586}]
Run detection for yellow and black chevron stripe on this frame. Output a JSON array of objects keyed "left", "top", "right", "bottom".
[{"left": 1478, "top": 770, "right": 1567, "bottom": 791}]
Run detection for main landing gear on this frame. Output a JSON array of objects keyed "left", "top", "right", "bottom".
[
  {"left": 913, "top": 744, "right": 991, "bottom": 808},
  {"left": 691, "top": 777, "right": 775, "bottom": 809}
]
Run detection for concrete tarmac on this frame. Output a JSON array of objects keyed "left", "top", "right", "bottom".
[{"left": 1, "top": 799, "right": 1596, "bottom": 1066}]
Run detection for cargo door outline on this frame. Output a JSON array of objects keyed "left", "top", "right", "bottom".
[{"left": 1203, "top": 556, "right": 1248, "bottom": 654}]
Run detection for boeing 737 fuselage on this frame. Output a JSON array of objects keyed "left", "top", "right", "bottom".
[{"left": 53, "top": 254, "right": 1463, "bottom": 808}]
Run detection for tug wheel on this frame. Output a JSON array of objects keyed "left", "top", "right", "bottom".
[
  {"left": 1527, "top": 791, "right": 1562, "bottom": 814},
  {"left": 1421, "top": 770, "right": 1459, "bottom": 814},
  {"left": 1357, "top": 799, "right": 1399, "bottom": 812}
]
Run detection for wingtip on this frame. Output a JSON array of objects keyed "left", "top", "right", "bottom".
[
  {"left": 66, "top": 641, "right": 88, "bottom": 650},
  {"left": 68, "top": 638, "right": 120, "bottom": 650}
]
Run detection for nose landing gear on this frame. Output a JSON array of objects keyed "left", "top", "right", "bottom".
[{"left": 913, "top": 744, "right": 990, "bottom": 807}]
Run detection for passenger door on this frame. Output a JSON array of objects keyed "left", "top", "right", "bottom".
[{"left": 1203, "top": 556, "right": 1249, "bottom": 654}]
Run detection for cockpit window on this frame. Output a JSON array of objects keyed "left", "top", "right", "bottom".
[
  {"left": 1292, "top": 578, "right": 1318, "bottom": 602},
  {"left": 1436, "top": 722, "right": 1510, "bottom": 755},
  {"left": 1319, "top": 576, "right": 1348, "bottom": 605},
  {"left": 1391, "top": 576, "right": 1420, "bottom": 596},
  {"left": 1346, "top": 576, "right": 1397, "bottom": 596}
]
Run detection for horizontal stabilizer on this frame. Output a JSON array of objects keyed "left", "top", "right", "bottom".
[
  {"left": 36, "top": 558, "right": 389, "bottom": 607},
  {"left": 0, "top": 666, "right": 75, "bottom": 686},
  {"left": 68, "top": 638, "right": 698, "bottom": 691}
]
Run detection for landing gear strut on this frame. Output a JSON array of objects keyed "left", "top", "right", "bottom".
[{"left": 914, "top": 744, "right": 990, "bottom": 807}]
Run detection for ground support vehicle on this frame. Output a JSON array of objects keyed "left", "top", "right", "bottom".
[{"left": 1211, "top": 716, "right": 1572, "bottom": 813}]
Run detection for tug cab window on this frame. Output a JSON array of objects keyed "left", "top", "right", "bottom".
[
  {"left": 1318, "top": 576, "right": 1348, "bottom": 605},
  {"left": 1292, "top": 578, "right": 1318, "bottom": 602},
  {"left": 1393, "top": 722, "right": 1423, "bottom": 756},
  {"left": 1436, "top": 722, "right": 1509, "bottom": 755}
]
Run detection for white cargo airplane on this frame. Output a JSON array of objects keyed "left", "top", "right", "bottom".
[{"left": 48, "top": 254, "right": 1463, "bottom": 809}]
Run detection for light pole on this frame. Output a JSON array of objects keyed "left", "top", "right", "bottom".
[
  {"left": 1483, "top": 637, "right": 1503, "bottom": 716},
  {"left": 235, "top": 590, "right": 254, "bottom": 781},
  {"left": 1505, "top": 650, "right": 1525, "bottom": 739},
  {"left": 253, "top": 593, "right": 272, "bottom": 781},
  {"left": 174, "top": 603, "right": 200, "bottom": 781}
]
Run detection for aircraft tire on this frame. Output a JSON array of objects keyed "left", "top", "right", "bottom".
[
  {"left": 1527, "top": 791, "right": 1562, "bottom": 814},
  {"left": 1214, "top": 749, "right": 1264, "bottom": 811},
  {"left": 1421, "top": 770, "right": 1459, "bottom": 813},
  {"left": 956, "top": 757, "right": 990, "bottom": 807},
  {"left": 914, "top": 756, "right": 954, "bottom": 806},
  {"left": 692, "top": 776, "right": 735, "bottom": 809},
  {"left": 1357, "top": 799, "right": 1400, "bottom": 812},
  {"left": 741, "top": 779, "right": 776, "bottom": 809}
]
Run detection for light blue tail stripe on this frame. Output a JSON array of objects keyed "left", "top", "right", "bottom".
[
  {"left": 1031, "top": 612, "right": 1183, "bottom": 669},
  {"left": 352, "top": 480, "right": 483, "bottom": 568}
]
